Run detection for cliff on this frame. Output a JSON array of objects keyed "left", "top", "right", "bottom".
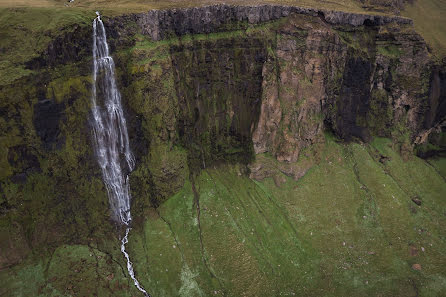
[
  {"left": 0, "top": 4, "right": 445, "bottom": 297},
  {"left": 133, "top": 4, "right": 412, "bottom": 40}
]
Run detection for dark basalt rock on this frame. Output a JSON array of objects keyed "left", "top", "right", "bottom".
[
  {"left": 425, "top": 64, "right": 446, "bottom": 129},
  {"left": 21, "top": 4, "right": 414, "bottom": 79},
  {"left": 7, "top": 144, "right": 41, "bottom": 183},
  {"left": 134, "top": 4, "right": 412, "bottom": 41},
  {"left": 170, "top": 36, "right": 266, "bottom": 170},
  {"left": 412, "top": 197, "right": 422, "bottom": 206},
  {"left": 26, "top": 24, "right": 92, "bottom": 70},
  {"left": 335, "top": 55, "right": 373, "bottom": 142},
  {"left": 33, "top": 99, "right": 65, "bottom": 150},
  {"left": 379, "top": 155, "right": 391, "bottom": 164},
  {"left": 321, "top": 9, "right": 411, "bottom": 26},
  {"left": 415, "top": 59, "right": 446, "bottom": 155}
]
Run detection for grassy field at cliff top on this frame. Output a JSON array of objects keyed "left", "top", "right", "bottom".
[
  {"left": 0, "top": 0, "right": 367, "bottom": 13},
  {"left": 402, "top": 0, "right": 446, "bottom": 58}
]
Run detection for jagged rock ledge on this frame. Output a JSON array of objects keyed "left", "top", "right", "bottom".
[
  {"left": 29, "top": 4, "right": 413, "bottom": 68},
  {"left": 134, "top": 4, "right": 413, "bottom": 41}
]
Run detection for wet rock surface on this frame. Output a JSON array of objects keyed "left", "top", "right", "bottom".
[
  {"left": 33, "top": 99, "right": 65, "bottom": 150},
  {"left": 335, "top": 55, "right": 373, "bottom": 142}
]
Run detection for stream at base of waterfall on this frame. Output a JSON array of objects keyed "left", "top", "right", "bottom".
[{"left": 91, "top": 12, "right": 150, "bottom": 297}]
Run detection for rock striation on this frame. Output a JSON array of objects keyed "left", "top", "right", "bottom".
[{"left": 135, "top": 4, "right": 413, "bottom": 41}]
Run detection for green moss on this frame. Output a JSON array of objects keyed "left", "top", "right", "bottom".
[
  {"left": 377, "top": 43, "right": 402, "bottom": 58},
  {"left": 367, "top": 88, "right": 393, "bottom": 136},
  {"left": 46, "top": 76, "right": 91, "bottom": 103},
  {"left": 127, "top": 187, "right": 206, "bottom": 297},
  {"left": 0, "top": 49, "right": 118, "bottom": 270},
  {"left": 0, "top": 8, "right": 94, "bottom": 85},
  {"left": 335, "top": 27, "right": 376, "bottom": 59},
  {"left": 390, "top": 116, "right": 413, "bottom": 158},
  {"left": 415, "top": 142, "right": 442, "bottom": 156},
  {"left": 147, "top": 144, "right": 188, "bottom": 202},
  {"left": 0, "top": 244, "right": 137, "bottom": 297},
  {"left": 427, "top": 157, "right": 446, "bottom": 179}
]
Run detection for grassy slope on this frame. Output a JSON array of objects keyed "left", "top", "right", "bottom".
[
  {"left": 402, "top": 0, "right": 446, "bottom": 58},
  {"left": 428, "top": 157, "right": 446, "bottom": 180},
  {"left": 128, "top": 137, "right": 446, "bottom": 296},
  {"left": 1, "top": 137, "right": 445, "bottom": 296},
  {"left": 0, "top": 244, "right": 139, "bottom": 296},
  {"left": 0, "top": 7, "right": 94, "bottom": 85}
]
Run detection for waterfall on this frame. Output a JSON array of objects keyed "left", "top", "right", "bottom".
[{"left": 91, "top": 12, "right": 150, "bottom": 297}]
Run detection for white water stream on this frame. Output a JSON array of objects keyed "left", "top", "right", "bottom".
[{"left": 91, "top": 12, "right": 150, "bottom": 297}]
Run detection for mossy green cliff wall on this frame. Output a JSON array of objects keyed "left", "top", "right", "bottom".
[{"left": 0, "top": 5, "right": 445, "bottom": 296}]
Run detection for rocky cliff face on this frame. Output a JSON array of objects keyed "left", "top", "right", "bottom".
[
  {"left": 0, "top": 4, "right": 445, "bottom": 271},
  {"left": 133, "top": 4, "right": 412, "bottom": 41},
  {"left": 123, "top": 4, "right": 443, "bottom": 164}
]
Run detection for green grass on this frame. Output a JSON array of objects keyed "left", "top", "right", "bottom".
[
  {"left": 127, "top": 137, "right": 446, "bottom": 296},
  {"left": 0, "top": 244, "right": 138, "bottom": 296},
  {"left": 377, "top": 43, "right": 402, "bottom": 58},
  {"left": 2, "top": 137, "right": 446, "bottom": 296},
  {"left": 427, "top": 157, "right": 446, "bottom": 180},
  {"left": 0, "top": 0, "right": 367, "bottom": 14},
  {"left": 124, "top": 137, "right": 446, "bottom": 296},
  {"left": 0, "top": 7, "right": 94, "bottom": 85},
  {"left": 403, "top": 0, "right": 446, "bottom": 58}
]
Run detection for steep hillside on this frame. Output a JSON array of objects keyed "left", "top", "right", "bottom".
[
  {"left": 2, "top": 137, "right": 446, "bottom": 296},
  {"left": 0, "top": 2, "right": 445, "bottom": 297}
]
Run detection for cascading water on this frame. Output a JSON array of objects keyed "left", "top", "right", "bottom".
[{"left": 91, "top": 12, "right": 150, "bottom": 297}]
